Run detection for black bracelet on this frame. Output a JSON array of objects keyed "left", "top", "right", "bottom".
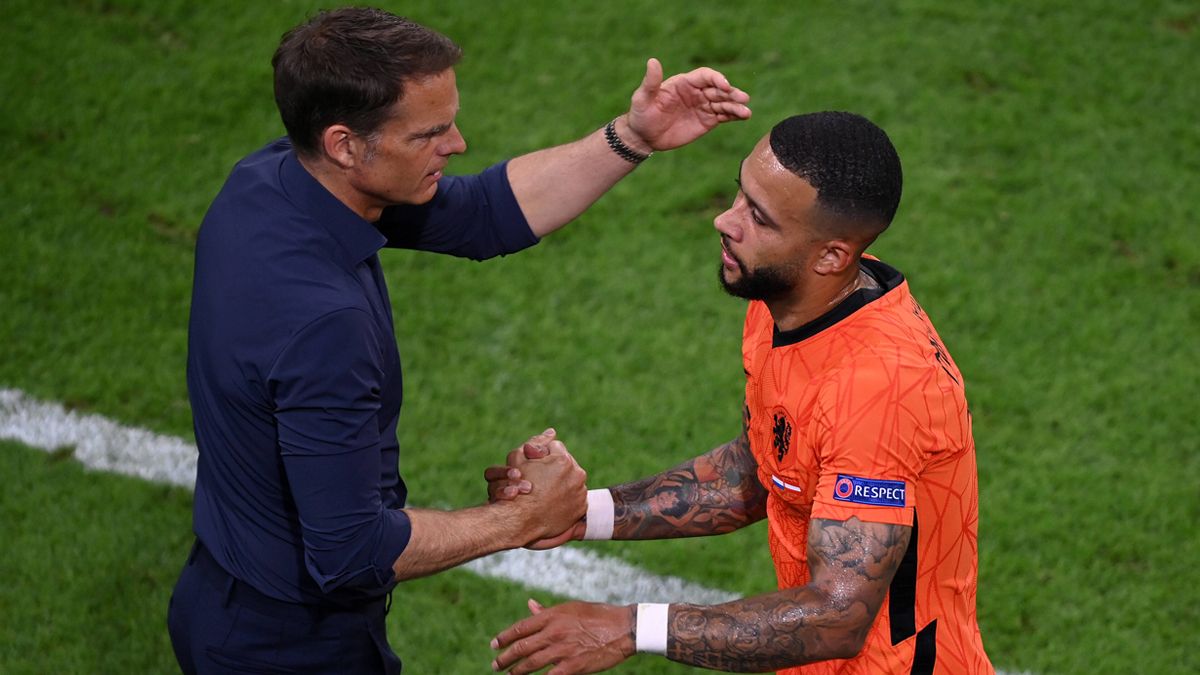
[{"left": 604, "top": 118, "right": 651, "bottom": 164}]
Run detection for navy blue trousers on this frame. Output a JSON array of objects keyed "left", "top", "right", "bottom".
[{"left": 168, "top": 542, "right": 401, "bottom": 674}]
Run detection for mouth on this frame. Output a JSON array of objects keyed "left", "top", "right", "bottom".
[{"left": 720, "top": 237, "right": 740, "bottom": 271}]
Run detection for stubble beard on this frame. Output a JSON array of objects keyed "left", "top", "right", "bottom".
[{"left": 718, "top": 260, "right": 796, "bottom": 302}]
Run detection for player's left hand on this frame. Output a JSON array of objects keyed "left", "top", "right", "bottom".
[
  {"left": 623, "top": 58, "right": 751, "bottom": 153},
  {"left": 491, "top": 599, "right": 635, "bottom": 674}
]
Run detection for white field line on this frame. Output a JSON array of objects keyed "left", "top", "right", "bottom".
[
  {"left": 0, "top": 387, "right": 1032, "bottom": 674},
  {"left": 0, "top": 388, "right": 734, "bottom": 605}
]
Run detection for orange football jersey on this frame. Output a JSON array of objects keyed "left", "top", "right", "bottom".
[{"left": 742, "top": 258, "right": 992, "bottom": 674}]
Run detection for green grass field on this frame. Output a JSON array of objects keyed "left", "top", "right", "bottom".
[{"left": 2, "top": 0, "right": 1198, "bottom": 672}]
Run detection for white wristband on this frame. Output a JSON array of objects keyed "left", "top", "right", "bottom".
[
  {"left": 583, "top": 488, "right": 614, "bottom": 540},
  {"left": 635, "top": 603, "right": 670, "bottom": 654}
]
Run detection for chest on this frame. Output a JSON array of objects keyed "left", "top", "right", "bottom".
[
  {"left": 352, "top": 259, "right": 404, "bottom": 422},
  {"left": 745, "top": 345, "right": 827, "bottom": 512}
]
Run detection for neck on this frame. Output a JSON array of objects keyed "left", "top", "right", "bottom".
[
  {"left": 766, "top": 263, "right": 875, "bottom": 332},
  {"left": 297, "top": 154, "right": 381, "bottom": 222}
]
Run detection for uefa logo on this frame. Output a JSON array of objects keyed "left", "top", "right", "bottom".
[
  {"left": 832, "top": 474, "right": 906, "bottom": 507},
  {"left": 835, "top": 477, "right": 854, "bottom": 499}
]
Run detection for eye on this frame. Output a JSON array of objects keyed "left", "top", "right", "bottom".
[{"left": 750, "top": 209, "right": 766, "bottom": 226}]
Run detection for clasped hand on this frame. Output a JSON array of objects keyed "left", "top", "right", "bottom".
[{"left": 485, "top": 429, "right": 588, "bottom": 547}]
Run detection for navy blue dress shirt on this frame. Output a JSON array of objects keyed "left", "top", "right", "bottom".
[{"left": 187, "top": 138, "right": 537, "bottom": 605}]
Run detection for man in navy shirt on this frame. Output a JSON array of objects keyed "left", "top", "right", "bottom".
[{"left": 167, "top": 6, "right": 751, "bottom": 673}]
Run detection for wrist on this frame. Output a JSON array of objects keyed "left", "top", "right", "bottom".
[
  {"left": 635, "top": 602, "right": 670, "bottom": 654},
  {"left": 620, "top": 603, "right": 638, "bottom": 657},
  {"left": 583, "top": 488, "right": 615, "bottom": 540},
  {"left": 612, "top": 114, "right": 654, "bottom": 157},
  {"left": 488, "top": 499, "right": 537, "bottom": 549}
]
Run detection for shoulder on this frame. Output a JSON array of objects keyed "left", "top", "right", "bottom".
[
  {"left": 742, "top": 300, "right": 772, "bottom": 337},
  {"left": 741, "top": 301, "right": 773, "bottom": 362},
  {"left": 813, "top": 296, "right": 948, "bottom": 397}
]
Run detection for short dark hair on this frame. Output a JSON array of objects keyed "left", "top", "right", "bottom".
[
  {"left": 272, "top": 7, "right": 463, "bottom": 157},
  {"left": 769, "top": 112, "right": 903, "bottom": 239}
]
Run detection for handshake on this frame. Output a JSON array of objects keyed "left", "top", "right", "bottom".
[
  {"left": 482, "top": 430, "right": 638, "bottom": 675},
  {"left": 483, "top": 428, "right": 591, "bottom": 550}
]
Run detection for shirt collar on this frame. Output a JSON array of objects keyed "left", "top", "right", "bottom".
[
  {"left": 279, "top": 143, "right": 387, "bottom": 267},
  {"left": 770, "top": 258, "right": 906, "bottom": 348}
]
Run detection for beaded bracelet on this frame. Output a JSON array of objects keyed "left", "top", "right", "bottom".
[{"left": 604, "top": 118, "right": 652, "bottom": 164}]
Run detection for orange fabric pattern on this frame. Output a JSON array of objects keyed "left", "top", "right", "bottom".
[{"left": 742, "top": 259, "right": 992, "bottom": 674}]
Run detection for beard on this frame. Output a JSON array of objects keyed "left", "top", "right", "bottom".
[{"left": 718, "top": 260, "right": 797, "bottom": 301}]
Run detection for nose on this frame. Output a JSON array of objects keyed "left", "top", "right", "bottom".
[
  {"left": 713, "top": 205, "right": 740, "bottom": 240},
  {"left": 443, "top": 124, "right": 467, "bottom": 156}
]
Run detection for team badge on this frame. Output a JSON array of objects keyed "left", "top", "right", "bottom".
[
  {"left": 771, "top": 411, "right": 792, "bottom": 462},
  {"left": 832, "top": 474, "right": 906, "bottom": 507}
]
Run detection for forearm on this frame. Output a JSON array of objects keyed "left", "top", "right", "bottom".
[
  {"left": 664, "top": 587, "right": 869, "bottom": 672},
  {"left": 663, "top": 517, "right": 912, "bottom": 670},
  {"left": 609, "top": 432, "right": 766, "bottom": 540},
  {"left": 391, "top": 503, "right": 527, "bottom": 581},
  {"left": 506, "top": 115, "right": 650, "bottom": 238}
]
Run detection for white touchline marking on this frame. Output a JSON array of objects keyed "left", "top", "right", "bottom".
[
  {"left": 0, "top": 387, "right": 1031, "bottom": 673},
  {"left": 0, "top": 388, "right": 199, "bottom": 488},
  {"left": 463, "top": 546, "right": 736, "bottom": 605},
  {"left": 0, "top": 388, "right": 733, "bottom": 605}
]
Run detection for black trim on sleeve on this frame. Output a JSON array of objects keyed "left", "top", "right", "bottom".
[
  {"left": 889, "top": 511, "right": 918, "bottom": 646},
  {"left": 771, "top": 258, "right": 905, "bottom": 348},
  {"left": 911, "top": 619, "right": 938, "bottom": 675}
]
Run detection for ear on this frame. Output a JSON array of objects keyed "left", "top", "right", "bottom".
[
  {"left": 319, "top": 124, "right": 365, "bottom": 169},
  {"left": 812, "top": 239, "right": 856, "bottom": 276}
]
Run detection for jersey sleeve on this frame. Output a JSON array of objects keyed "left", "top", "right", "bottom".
[
  {"left": 376, "top": 160, "right": 539, "bottom": 260},
  {"left": 809, "top": 349, "right": 936, "bottom": 526}
]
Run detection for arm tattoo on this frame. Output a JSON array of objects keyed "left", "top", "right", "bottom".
[
  {"left": 609, "top": 431, "right": 767, "bottom": 540},
  {"left": 665, "top": 517, "right": 912, "bottom": 671}
]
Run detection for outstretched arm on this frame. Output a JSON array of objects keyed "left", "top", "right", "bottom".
[
  {"left": 608, "top": 429, "right": 766, "bottom": 540},
  {"left": 391, "top": 433, "right": 587, "bottom": 582},
  {"left": 508, "top": 57, "right": 750, "bottom": 237},
  {"left": 485, "top": 426, "right": 766, "bottom": 546},
  {"left": 491, "top": 517, "right": 912, "bottom": 674}
]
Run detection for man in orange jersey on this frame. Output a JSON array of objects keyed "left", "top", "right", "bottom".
[{"left": 489, "top": 112, "right": 994, "bottom": 674}]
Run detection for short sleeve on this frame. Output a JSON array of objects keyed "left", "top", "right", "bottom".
[
  {"left": 377, "top": 160, "right": 539, "bottom": 260},
  {"left": 809, "top": 353, "right": 932, "bottom": 526}
]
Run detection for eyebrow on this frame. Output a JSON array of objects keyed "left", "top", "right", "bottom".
[
  {"left": 735, "top": 163, "right": 782, "bottom": 229},
  {"left": 408, "top": 122, "right": 452, "bottom": 141}
]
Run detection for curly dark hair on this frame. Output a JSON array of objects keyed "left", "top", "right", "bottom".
[
  {"left": 272, "top": 8, "right": 462, "bottom": 157},
  {"left": 769, "top": 112, "right": 903, "bottom": 240}
]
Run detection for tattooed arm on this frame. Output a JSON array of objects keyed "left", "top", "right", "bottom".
[
  {"left": 609, "top": 429, "right": 767, "bottom": 540},
  {"left": 665, "top": 517, "right": 911, "bottom": 670},
  {"left": 484, "top": 424, "right": 766, "bottom": 544},
  {"left": 491, "top": 516, "right": 911, "bottom": 674}
]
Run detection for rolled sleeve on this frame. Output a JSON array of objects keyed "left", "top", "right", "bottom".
[
  {"left": 269, "top": 308, "right": 412, "bottom": 596},
  {"left": 378, "top": 160, "right": 539, "bottom": 260}
]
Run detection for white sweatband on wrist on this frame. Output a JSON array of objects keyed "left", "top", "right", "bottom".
[
  {"left": 635, "top": 603, "right": 670, "bottom": 654},
  {"left": 583, "top": 488, "right": 615, "bottom": 540}
]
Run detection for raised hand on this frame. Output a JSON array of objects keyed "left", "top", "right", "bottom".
[
  {"left": 491, "top": 599, "right": 635, "bottom": 675},
  {"left": 624, "top": 57, "right": 751, "bottom": 152}
]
